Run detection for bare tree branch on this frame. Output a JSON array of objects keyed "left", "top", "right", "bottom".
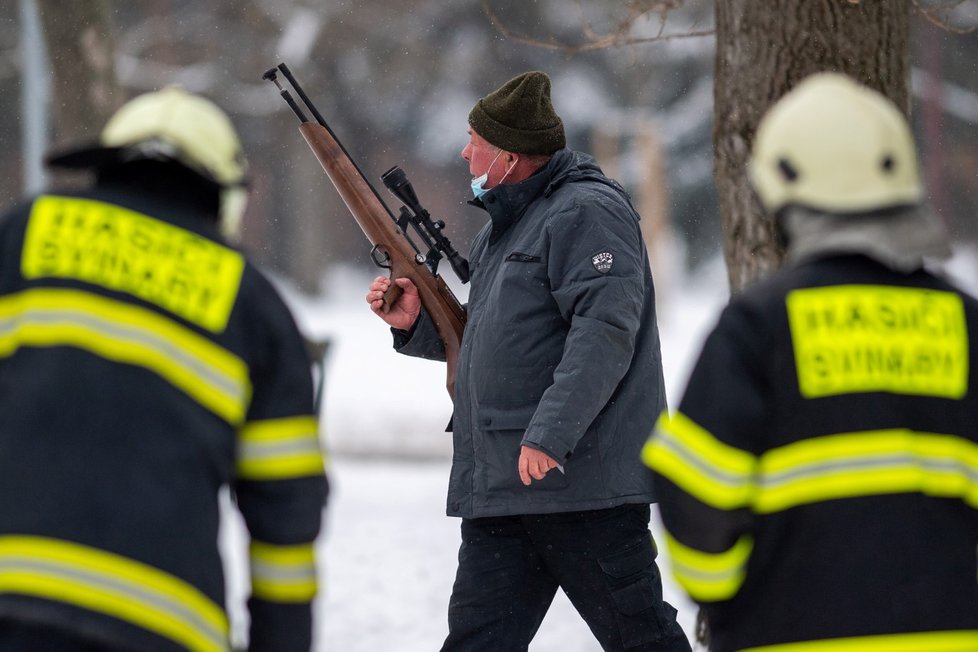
[
  {"left": 479, "top": 0, "right": 712, "bottom": 57},
  {"left": 912, "top": 0, "right": 978, "bottom": 33}
]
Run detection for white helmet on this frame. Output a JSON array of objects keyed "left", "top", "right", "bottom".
[
  {"left": 48, "top": 86, "right": 248, "bottom": 239},
  {"left": 750, "top": 72, "right": 922, "bottom": 215}
]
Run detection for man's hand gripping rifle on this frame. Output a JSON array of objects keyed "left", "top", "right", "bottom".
[{"left": 263, "top": 63, "right": 468, "bottom": 398}]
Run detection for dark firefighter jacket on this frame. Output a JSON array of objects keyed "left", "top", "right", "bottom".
[
  {"left": 644, "top": 254, "right": 978, "bottom": 652},
  {"left": 0, "top": 183, "right": 328, "bottom": 651},
  {"left": 396, "top": 148, "right": 665, "bottom": 518}
]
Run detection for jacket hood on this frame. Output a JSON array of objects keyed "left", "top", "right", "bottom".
[{"left": 782, "top": 204, "right": 951, "bottom": 273}]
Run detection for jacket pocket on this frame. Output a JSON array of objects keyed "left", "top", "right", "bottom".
[
  {"left": 478, "top": 402, "right": 536, "bottom": 430},
  {"left": 505, "top": 251, "right": 541, "bottom": 263},
  {"left": 477, "top": 403, "right": 569, "bottom": 492}
]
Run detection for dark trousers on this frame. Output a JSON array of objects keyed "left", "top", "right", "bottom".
[{"left": 440, "top": 504, "right": 691, "bottom": 652}]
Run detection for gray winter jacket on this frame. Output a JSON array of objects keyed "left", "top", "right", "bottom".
[{"left": 395, "top": 148, "right": 665, "bottom": 518}]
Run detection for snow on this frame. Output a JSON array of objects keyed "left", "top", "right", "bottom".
[
  {"left": 221, "top": 244, "right": 978, "bottom": 651},
  {"left": 312, "top": 458, "right": 698, "bottom": 652}
]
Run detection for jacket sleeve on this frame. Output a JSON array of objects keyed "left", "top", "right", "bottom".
[
  {"left": 642, "top": 301, "right": 765, "bottom": 606},
  {"left": 521, "top": 187, "right": 647, "bottom": 461},
  {"left": 233, "top": 284, "right": 328, "bottom": 652},
  {"left": 392, "top": 307, "right": 447, "bottom": 361}
]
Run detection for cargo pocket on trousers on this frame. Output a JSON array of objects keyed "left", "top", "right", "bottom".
[{"left": 598, "top": 537, "right": 677, "bottom": 648}]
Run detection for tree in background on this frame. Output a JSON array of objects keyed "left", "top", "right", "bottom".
[
  {"left": 714, "top": 0, "right": 910, "bottom": 293},
  {"left": 36, "top": 0, "right": 119, "bottom": 149}
]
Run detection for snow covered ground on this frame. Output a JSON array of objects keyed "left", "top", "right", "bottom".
[
  {"left": 220, "top": 246, "right": 978, "bottom": 652},
  {"left": 313, "top": 458, "right": 697, "bottom": 652}
]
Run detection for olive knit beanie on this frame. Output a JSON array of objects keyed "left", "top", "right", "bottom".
[{"left": 468, "top": 71, "right": 566, "bottom": 155}]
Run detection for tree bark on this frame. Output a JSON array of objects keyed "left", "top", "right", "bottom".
[
  {"left": 37, "top": 0, "right": 121, "bottom": 150},
  {"left": 714, "top": 0, "right": 910, "bottom": 294}
]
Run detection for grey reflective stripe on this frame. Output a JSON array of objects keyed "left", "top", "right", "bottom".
[
  {"left": 0, "top": 558, "right": 228, "bottom": 651},
  {"left": 250, "top": 559, "right": 316, "bottom": 583},
  {"left": 763, "top": 453, "right": 912, "bottom": 486},
  {"left": 24, "top": 308, "right": 243, "bottom": 399},
  {"left": 239, "top": 437, "right": 321, "bottom": 462},
  {"left": 658, "top": 430, "right": 752, "bottom": 487},
  {"left": 761, "top": 453, "right": 978, "bottom": 488}
]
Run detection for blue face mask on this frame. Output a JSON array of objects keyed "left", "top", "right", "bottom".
[
  {"left": 470, "top": 150, "right": 503, "bottom": 200},
  {"left": 470, "top": 171, "right": 490, "bottom": 200}
]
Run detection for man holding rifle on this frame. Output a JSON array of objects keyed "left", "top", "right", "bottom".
[{"left": 368, "top": 71, "right": 689, "bottom": 652}]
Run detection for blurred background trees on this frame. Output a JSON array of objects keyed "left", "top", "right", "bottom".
[{"left": 1, "top": 0, "right": 976, "bottom": 298}]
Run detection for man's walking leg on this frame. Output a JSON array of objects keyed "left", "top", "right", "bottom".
[
  {"left": 530, "top": 505, "right": 691, "bottom": 652},
  {"left": 440, "top": 516, "right": 559, "bottom": 652}
]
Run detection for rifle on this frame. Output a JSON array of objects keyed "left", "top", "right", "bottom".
[{"left": 263, "top": 63, "right": 468, "bottom": 398}]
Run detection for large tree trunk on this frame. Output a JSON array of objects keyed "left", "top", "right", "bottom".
[
  {"left": 714, "top": 0, "right": 910, "bottom": 294},
  {"left": 37, "top": 0, "right": 121, "bottom": 150}
]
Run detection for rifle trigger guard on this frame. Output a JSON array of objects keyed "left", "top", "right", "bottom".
[{"left": 370, "top": 245, "right": 392, "bottom": 269}]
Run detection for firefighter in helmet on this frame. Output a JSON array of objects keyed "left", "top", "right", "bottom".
[
  {"left": 0, "top": 88, "right": 327, "bottom": 651},
  {"left": 644, "top": 72, "right": 978, "bottom": 651}
]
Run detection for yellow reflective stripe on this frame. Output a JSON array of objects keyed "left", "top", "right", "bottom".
[
  {"left": 0, "top": 536, "right": 228, "bottom": 652},
  {"left": 755, "top": 429, "right": 978, "bottom": 514},
  {"left": 646, "top": 413, "right": 978, "bottom": 514},
  {"left": 23, "top": 195, "right": 245, "bottom": 333},
  {"left": 662, "top": 531, "right": 753, "bottom": 602},
  {"left": 237, "top": 416, "right": 324, "bottom": 480},
  {"left": 741, "top": 630, "right": 978, "bottom": 652},
  {"left": 249, "top": 541, "right": 318, "bottom": 602},
  {"left": 0, "top": 289, "right": 250, "bottom": 424},
  {"left": 786, "top": 285, "right": 968, "bottom": 399},
  {"left": 643, "top": 411, "right": 757, "bottom": 509}
]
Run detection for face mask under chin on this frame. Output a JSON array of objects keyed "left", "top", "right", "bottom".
[{"left": 470, "top": 150, "right": 517, "bottom": 200}]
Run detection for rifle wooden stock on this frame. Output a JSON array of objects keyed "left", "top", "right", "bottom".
[{"left": 297, "top": 122, "right": 466, "bottom": 398}]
